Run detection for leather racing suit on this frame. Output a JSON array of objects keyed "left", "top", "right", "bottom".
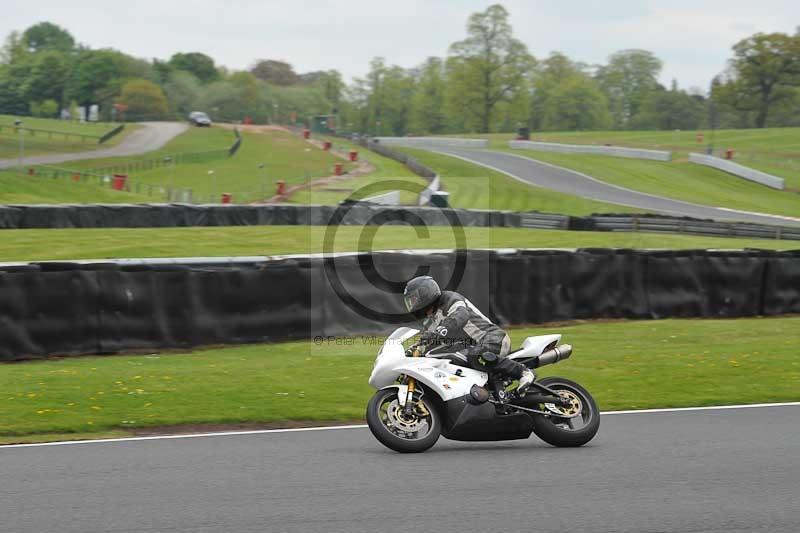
[{"left": 421, "top": 290, "right": 524, "bottom": 379}]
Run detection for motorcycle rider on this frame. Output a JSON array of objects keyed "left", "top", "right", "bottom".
[{"left": 403, "top": 276, "right": 534, "bottom": 392}]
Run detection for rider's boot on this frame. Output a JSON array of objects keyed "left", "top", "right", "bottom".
[
  {"left": 495, "top": 358, "right": 535, "bottom": 393},
  {"left": 517, "top": 368, "right": 535, "bottom": 392}
]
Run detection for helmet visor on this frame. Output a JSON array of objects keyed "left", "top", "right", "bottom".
[{"left": 404, "top": 291, "right": 421, "bottom": 313}]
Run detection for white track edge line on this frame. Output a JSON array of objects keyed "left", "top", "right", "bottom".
[{"left": 3, "top": 402, "right": 799, "bottom": 449}]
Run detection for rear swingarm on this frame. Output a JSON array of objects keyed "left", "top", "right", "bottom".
[
  {"left": 528, "top": 382, "right": 567, "bottom": 397},
  {"left": 490, "top": 399, "right": 577, "bottom": 419},
  {"left": 518, "top": 394, "right": 572, "bottom": 407}
]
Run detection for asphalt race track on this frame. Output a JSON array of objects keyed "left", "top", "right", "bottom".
[
  {"left": 2, "top": 404, "right": 798, "bottom": 533},
  {"left": 431, "top": 147, "right": 800, "bottom": 227},
  {"left": 0, "top": 122, "right": 188, "bottom": 170}
]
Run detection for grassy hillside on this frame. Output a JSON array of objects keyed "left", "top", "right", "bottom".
[
  {"left": 479, "top": 129, "right": 800, "bottom": 190},
  {"left": 0, "top": 115, "right": 131, "bottom": 159},
  {"left": 32, "top": 127, "right": 361, "bottom": 204},
  {"left": 398, "top": 147, "right": 639, "bottom": 215},
  {"left": 1, "top": 225, "right": 797, "bottom": 262},
  {"left": 290, "top": 135, "right": 427, "bottom": 205},
  {"left": 0, "top": 169, "right": 152, "bottom": 204},
  {"left": 2, "top": 316, "right": 798, "bottom": 443},
  {"left": 498, "top": 148, "right": 800, "bottom": 219}
]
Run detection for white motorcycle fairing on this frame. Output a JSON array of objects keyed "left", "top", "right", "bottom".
[
  {"left": 506, "top": 334, "right": 562, "bottom": 361},
  {"left": 368, "top": 327, "right": 488, "bottom": 403},
  {"left": 366, "top": 328, "right": 597, "bottom": 450}
]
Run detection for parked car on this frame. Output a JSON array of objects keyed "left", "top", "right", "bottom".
[{"left": 188, "top": 111, "right": 212, "bottom": 127}]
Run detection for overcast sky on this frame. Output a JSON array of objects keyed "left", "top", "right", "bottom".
[{"left": 3, "top": 1, "right": 797, "bottom": 91}]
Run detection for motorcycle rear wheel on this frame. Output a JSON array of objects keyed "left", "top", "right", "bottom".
[
  {"left": 529, "top": 377, "right": 600, "bottom": 447},
  {"left": 366, "top": 388, "right": 441, "bottom": 453}
]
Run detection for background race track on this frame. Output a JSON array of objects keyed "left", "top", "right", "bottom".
[
  {"left": 0, "top": 122, "right": 188, "bottom": 170},
  {"left": 432, "top": 148, "right": 800, "bottom": 227},
  {"left": 3, "top": 404, "right": 798, "bottom": 533}
]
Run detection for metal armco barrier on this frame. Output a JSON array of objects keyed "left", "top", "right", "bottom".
[
  {"left": 0, "top": 204, "right": 798, "bottom": 239},
  {"left": 373, "top": 137, "right": 489, "bottom": 149},
  {"left": 688, "top": 153, "right": 785, "bottom": 190},
  {"left": 520, "top": 212, "right": 570, "bottom": 230},
  {"left": 509, "top": 140, "right": 672, "bottom": 161},
  {"left": 0, "top": 204, "right": 521, "bottom": 229},
  {"left": 361, "top": 191, "right": 401, "bottom": 205},
  {"left": 588, "top": 215, "right": 800, "bottom": 240},
  {"left": 350, "top": 137, "right": 441, "bottom": 205},
  {"left": 1, "top": 248, "right": 798, "bottom": 361}
]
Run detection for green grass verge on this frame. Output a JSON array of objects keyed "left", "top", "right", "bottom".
[
  {"left": 398, "top": 147, "right": 639, "bottom": 215},
  {"left": 0, "top": 115, "right": 120, "bottom": 136},
  {"left": 0, "top": 169, "right": 153, "bottom": 204},
  {"left": 289, "top": 135, "right": 426, "bottom": 205},
  {"left": 477, "top": 129, "right": 800, "bottom": 190},
  {"left": 1, "top": 226, "right": 797, "bottom": 262},
  {"left": 0, "top": 115, "right": 131, "bottom": 158},
  {"left": 2, "top": 317, "right": 797, "bottom": 443},
  {"left": 44, "top": 127, "right": 356, "bottom": 204},
  {"left": 497, "top": 147, "right": 800, "bottom": 219}
]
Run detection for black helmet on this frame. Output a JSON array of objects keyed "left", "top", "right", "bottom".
[{"left": 403, "top": 276, "right": 441, "bottom": 314}]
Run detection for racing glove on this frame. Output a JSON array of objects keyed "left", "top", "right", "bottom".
[{"left": 420, "top": 331, "right": 440, "bottom": 345}]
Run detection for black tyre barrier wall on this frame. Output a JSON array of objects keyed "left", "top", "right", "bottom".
[
  {"left": 1, "top": 249, "right": 798, "bottom": 361},
  {"left": 1, "top": 204, "right": 798, "bottom": 242}
]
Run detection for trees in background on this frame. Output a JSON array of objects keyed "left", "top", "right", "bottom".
[
  {"left": 21, "top": 50, "right": 71, "bottom": 105},
  {"left": 596, "top": 49, "right": 663, "bottom": 129},
  {"left": 348, "top": 58, "right": 416, "bottom": 136},
  {"left": 630, "top": 81, "right": 706, "bottom": 130},
  {"left": 531, "top": 53, "right": 611, "bottom": 131},
  {"left": 118, "top": 79, "right": 168, "bottom": 119},
  {"left": 250, "top": 59, "right": 300, "bottom": 86},
  {"left": 445, "top": 4, "right": 533, "bottom": 133},
  {"left": 409, "top": 58, "right": 447, "bottom": 134},
  {"left": 21, "top": 22, "right": 75, "bottom": 53},
  {"left": 168, "top": 52, "right": 219, "bottom": 84},
  {"left": 1, "top": 8, "right": 798, "bottom": 131},
  {"left": 0, "top": 21, "right": 339, "bottom": 123},
  {"left": 713, "top": 32, "right": 800, "bottom": 128},
  {"left": 163, "top": 71, "right": 202, "bottom": 116}
]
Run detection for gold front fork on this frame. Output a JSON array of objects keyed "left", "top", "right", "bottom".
[{"left": 406, "top": 346, "right": 422, "bottom": 394}]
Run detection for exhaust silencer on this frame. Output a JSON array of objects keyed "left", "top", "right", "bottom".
[{"left": 534, "top": 344, "right": 572, "bottom": 368}]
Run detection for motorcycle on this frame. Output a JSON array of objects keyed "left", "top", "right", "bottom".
[{"left": 366, "top": 328, "right": 600, "bottom": 453}]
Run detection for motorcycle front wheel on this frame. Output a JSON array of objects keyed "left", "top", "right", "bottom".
[
  {"left": 366, "top": 388, "right": 441, "bottom": 453},
  {"left": 529, "top": 377, "right": 600, "bottom": 447}
]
